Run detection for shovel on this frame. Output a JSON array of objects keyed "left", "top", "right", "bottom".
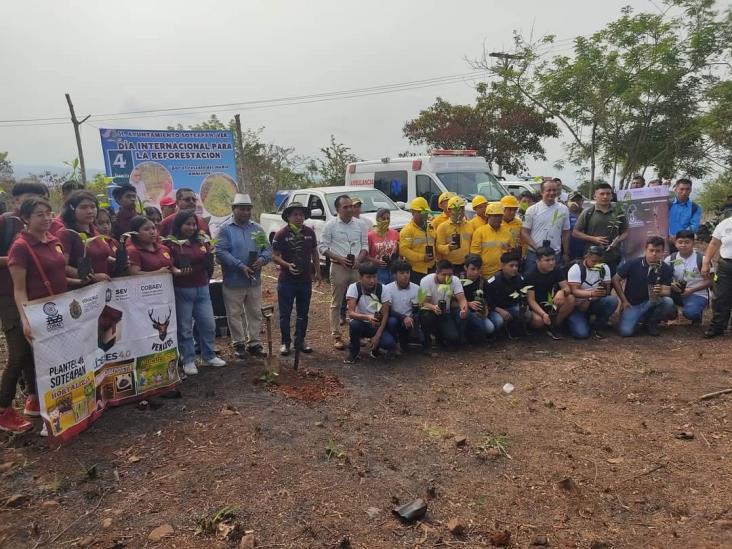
[
  {"left": 293, "top": 317, "right": 304, "bottom": 370},
  {"left": 260, "top": 304, "right": 276, "bottom": 371}
]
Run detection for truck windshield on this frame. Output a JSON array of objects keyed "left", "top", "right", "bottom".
[
  {"left": 324, "top": 189, "right": 399, "bottom": 216},
  {"left": 436, "top": 172, "right": 506, "bottom": 201}
]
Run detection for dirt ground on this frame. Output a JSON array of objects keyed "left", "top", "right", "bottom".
[{"left": 1, "top": 269, "right": 732, "bottom": 549}]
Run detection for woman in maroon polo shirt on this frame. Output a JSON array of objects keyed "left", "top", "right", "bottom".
[
  {"left": 166, "top": 211, "right": 225, "bottom": 375},
  {"left": 126, "top": 215, "right": 178, "bottom": 275},
  {"left": 2, "top": 198, "right": 81, "bottom": 433},
  {"left": 57, "top": 190, "right": 113, "bottom": 282}
]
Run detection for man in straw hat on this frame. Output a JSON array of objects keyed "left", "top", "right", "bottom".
[{"left": 215, "top": 193, "right": 272, "bottom": 360}]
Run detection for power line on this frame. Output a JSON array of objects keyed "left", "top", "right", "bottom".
[{"left": 0, "top": 71, "right": 489, "bottom": 125}]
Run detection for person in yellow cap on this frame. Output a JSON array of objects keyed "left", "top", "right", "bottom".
[
  {"left": 399, "top": 197, "right": 437, "bottom": 284},
  {"left": 470, "top": 202, "right": 513, "bottom": 278},
  {"left": 468, "top": 195, "right": 488, "bottom": 231},
  {"left": 500, "top": 195, "right": 524, "bottom": 255},
  {"left": 436, "top": 195, "right": 474, "bottom": 276},
  {"left": 431, "top": 191, "right": 456, "bottom": 230}
]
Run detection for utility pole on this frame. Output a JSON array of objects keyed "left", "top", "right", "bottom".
[
  {"left": 488, "top": 52, "right": 524, "bottom": 178},
  {"left": 65, "top": 93, "right": 90, "bottom": 185},
  {"left": 233, "top": 114, "right": 247, "bottom": 193}
]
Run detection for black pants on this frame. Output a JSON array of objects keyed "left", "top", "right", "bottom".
[
  {"left": 0, "top": 295, "right": 35, "bottom": 407},
  {"left": 420, "top": 310, "right": 461, "bottom": 347},
  {"left": 710, "top": 258, "right": 732, "bottom": 331}
]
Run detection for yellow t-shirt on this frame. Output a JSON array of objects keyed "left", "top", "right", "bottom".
[
  {"left": 470, "top": 223, "right": 514, "bottom": 278},
  {"left": 436, "top": 220, "right": 474, "bottom": 264}
]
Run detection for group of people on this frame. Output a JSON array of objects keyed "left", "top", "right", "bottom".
[{"left": 1, "top": 175, "right": 732, "bottom": 434}]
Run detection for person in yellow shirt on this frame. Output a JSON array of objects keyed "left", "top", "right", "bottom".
[
  {"left": 501, "top": 195, "right": 524, "bottom": 255},
  {"left": 431, "top": 191, "right": 455, "bottom": 230},
  {"left": 470, "top": 202, "right": 513, "bottom": 278},
  {"left": 399, "top": 197, "right": 437, "bottom": 284},
  {"left": 468, "top": 195, "right": 488, "bottom": 232},
  {"left": 436, "top": 196, "right": 474, "bottom": 276}
]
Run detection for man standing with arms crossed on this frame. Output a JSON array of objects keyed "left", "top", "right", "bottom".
[{"left": 320, "top": 195, "right": 368, "bottom": 350}]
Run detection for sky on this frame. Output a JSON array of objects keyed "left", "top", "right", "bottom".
[{"left": 0, "top": 0, "right": 679, "bottom": 185}]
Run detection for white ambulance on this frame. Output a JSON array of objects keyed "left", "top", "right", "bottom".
[{"left": 345, "top": 150, "right": 506, "bottom": 215}]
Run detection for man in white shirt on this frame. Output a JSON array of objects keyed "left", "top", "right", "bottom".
[
  {"left": 566, "top": 246, "right": 619, "bottom": 339},
  {"left": 664, "top": 230, "right": 712, "bottom": 326},
  {"left": 418, "top": 260, "right": 468, "bottom": 348},
  {"left": 521, "top": 179, "right": 571, "bottom": 272},
  {"left": 319, "top": 195, "right": 369, "bottom": 349},
  {"left": 703, "top": 216, "right": 732, "bottom": 337},
  {"left": 344, "top": 262, "right": 395, "bottom": 363},
  {"left": 385, "top": 260, "right": 423, "bottom": 352}
]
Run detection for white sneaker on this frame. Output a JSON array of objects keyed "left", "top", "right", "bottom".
[
  {"left": 182, "top": 362, "right": 199, "bottom": 375},
  {"left": 202, "top": 356, "right": 226, "bottom": 368},
  {"left": 39, "top": 424, "right": 48, "bottom": 437}
]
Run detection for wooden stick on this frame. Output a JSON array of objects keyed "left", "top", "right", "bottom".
[{"left": 699, "top": 388, "right": 732, "bottom": 401}]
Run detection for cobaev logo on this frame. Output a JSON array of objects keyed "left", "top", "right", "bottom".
[
  {"left": 42, "top": 302, "right": 64, "bottom": 331},
  {"left": 69, "top": 299, "right": 82, "bottom": 320}
]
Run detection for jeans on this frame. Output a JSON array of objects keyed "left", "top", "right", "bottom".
[
  {"left": 175, "top": 286, "right": 217, "bottom": 364},
  {"left": 567, "top": 296, "right": 619, "bottom": 339},
  {"left": 387, "top": 314, "right": 423, "bottom": 349},
  {"left": 488, "top": 304, "right": 521, "bottom": 332},
  {"left": 420, "top": 309, "right": 461, "bottom": 347},
  {"left": 675, "top": 293, "right": 708, "bottom": 322},
  {"left": 348, "top": 319, "right": 396, "bottom": 358},
  {"left": 277, "top": 279, "right": 312, "bottom": 345},
  {"left": 618, "top": 297, "right": 676, "bottom": 337},
  {"left": 465, "top": 310, "right": 495, "bottom": 341},
  {"left": 376, "top": 268, "right": 392, "bottom": 285}
]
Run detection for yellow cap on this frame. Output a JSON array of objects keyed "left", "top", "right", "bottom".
[
  {"left": 350, "top": 196, "right": 363, "bottom": 205},
  {"left": 438, "top": 191, "right": 455, "bottom": 206},
  {"left": 500, "top": 195, "right": 520, "bottom": 208},
  {"left": 409, "top": 196, "right": 430, "bottom": 212},
  {"left": 471, "top": 195, "right": 488, "bottom": 209},
  {"left": 485, "top": 201, "right": 504, "bottom": 215},
  {"left": 447, "top": 195, "right": 466, "bottom": 210}
]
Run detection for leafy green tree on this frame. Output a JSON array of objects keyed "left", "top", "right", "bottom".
[
  {"left": 313, "top": 135, "right": 359, "bottom": 186},
  {"left": 703, "top": 80, "right": 732, "bottom": 166},
  {"left": 0, "top": 151, "right": 13, "bottom": 181},
  {"left": 696, "top": 171, "right": 732, "bottom": 214}
]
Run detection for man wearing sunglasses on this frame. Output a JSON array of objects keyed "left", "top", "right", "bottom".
[{"left": 159, "top": 188, "right": 210, "bottom": 237}]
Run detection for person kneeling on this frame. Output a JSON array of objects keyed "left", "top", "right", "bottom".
[
  {"left": 418, "top": 260, "right": 468, "bottom": 348},
  {"left": 385, "top": 260, "right": 424, "bottom": 353},
  {"left": 344, "top": 262, "right": 396, "bottom": 363},
  {"left": 613, "top": 236, "right": 675, "bottom": 337},
  {"left": 525, "top": 247, "right": 576, "bottom": 340},
  {"left": 566, "top": 246, "right": 618, "bottom": 339},
  {"left": 485, "top": 251, "right": 529, "bottom": 336},
  {"left": 664, "top": 230, "right": 711, "bottom": 327},
  {"left": 462, "top": 254, "right": 495, "bottom": 342}
]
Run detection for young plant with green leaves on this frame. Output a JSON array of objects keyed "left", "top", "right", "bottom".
[
  {"left": 541, "top": 288, "right": 558, "bottom": 312},
  {"left": 438, "top": 275, "right": 455, "bottom": 301},
  {"left": 259, "top": 369, "right": 279, "bottom": 386},
  {"left": 252, "top": 230, "right": 269, "bottom": 250}
]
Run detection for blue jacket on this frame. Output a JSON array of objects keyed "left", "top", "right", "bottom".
[
  {"left": 668, "top": 198, "right": 702, "bottom": 236},
  {"left": 215, "top": 219, "right": 272, "bottom": 288}
]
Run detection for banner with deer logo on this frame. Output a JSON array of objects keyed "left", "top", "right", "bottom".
[{"left": 24, "top": 272, "right": 179, "bottom": 445}]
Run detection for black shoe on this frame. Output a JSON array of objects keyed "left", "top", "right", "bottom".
[
  {"left": 704, "top": 328, "right": 724, "bottom": 339},
  {"left": 546, "top": 327, "right": 563, "bottom": 340},
  {"left": 299, "top": 342, "right": 313, "bottom": 353},
  {"left": 647, "top": 322, "right": 660, "bottom": 337},
  {"left": 233, "top": 345, "right": 247, "bottom": 360},
  {"left": 592, "top": 328, "right": 607, "bottom": 340},
  {"left": 247, "top": 345, "right": 268, "bottom": 358},
  {"left": 343, "top": 354, "right": 360, "bottom": 364},
  {"left": 369, "top": 349, "right": 381, "bottom": 359}
]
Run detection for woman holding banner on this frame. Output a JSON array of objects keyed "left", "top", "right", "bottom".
[
  {"left": 1, "top": 198, "right": 81, "bottom": 434},
  {"left": 57, "top": 191, "right": 113, "bottom": 282},
  {"left": 168, "top": 211, "right": 225, "bottom": 375}
]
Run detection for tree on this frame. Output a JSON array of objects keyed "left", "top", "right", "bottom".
[
  {"left": 402, "top": 84, "right": 558, "bottom": 176},
  {"left": 696, "top": 171, "right": 732, "bottom": 214},
  {"left": 0, "top": 151, "right": 13, "bottom": 181},
  {"left": 313, "top": 135, "right": 359, "bottom": 186},
  {"left": 472, "top": 0, "right": 728, "bottom": 187},
  {"left": 703, "top": 80, "right": 732, "bottom": 166}
]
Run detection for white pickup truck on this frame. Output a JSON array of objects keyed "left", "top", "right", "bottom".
[{"left": 259, "top": 186, "right": 412, "bottom": 248}]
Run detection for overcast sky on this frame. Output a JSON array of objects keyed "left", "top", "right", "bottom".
[{"left": 1, "top": 0, "right": 671, "bottom": 184}]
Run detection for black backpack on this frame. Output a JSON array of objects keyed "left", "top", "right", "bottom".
[
  {"left": 566, "top": 260, "right": 606, "bottom": 286},
  {"left": 668, "top": 251, "right": 702, "bottom": 272},
  {"left": 355, "top": 282, "right": 383, "bottom": 302},
  {"left": 0, "top": 213, "right": 19, "bottom": 256}
]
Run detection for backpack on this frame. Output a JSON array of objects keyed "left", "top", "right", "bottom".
[
  {"left": 0, "top": 213, "right": 18, "bottom": 256},
  {"left": 566, "top": 259, "right": 606, "bottom": 287},
  {"left": 668, "top": 251, "right": 702, "bottom": 273},
  {"left": 355, "top": 282, "right": 383, "bottom": 302}
]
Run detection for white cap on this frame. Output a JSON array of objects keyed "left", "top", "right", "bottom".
[{"left": 231, "top": 193, "right": 253, "bottom": 206}]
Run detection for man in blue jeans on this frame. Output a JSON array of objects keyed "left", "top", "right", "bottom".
[
  {"left": 462, "top": 254, "right": 495, "bottom": 341},
  {"left": 485, "top": 251, "right": 527, "bottom": 334},
  {"left": 344, "top": 262, "right": 396, "bottom": 363},
  {"left": 566, "top": 246, "right": 619, "bottom": 339},
  {"left": 663, "top": 230, "right": 712, "bottom": 326},
  {"left": 612, "top": 236, "right": 675, "bottom": 337},
  {"left": 271, "top": 202, "right": 321, "bottom": 355},
  {"left": 385, "top": 260, "right": 424, "bottom": 352}
]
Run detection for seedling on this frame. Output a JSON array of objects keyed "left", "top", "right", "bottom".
[
  {"left": 163, "top": 236, "right": 193, "bottom": 269},
  {"left": 477, "top": 434, "right": 512, "bottom": 459},
  {"left": 541, "top": 289, "right": 558, "bottom": 313},
  {"left": 195, "top": 505, "right": 237, "bottom": 536},
  {"left": 66, "top": 230, "right": 109, "bottom": 278},
  {"left": 325, "top": 438, "right": 347, "bottom": 461},
  {"left": 252, "top": 230, "right": 269, "bottom": 250},
  {"left": 367, "top": 293, "right": 383, "bottom": 322},
  {"left": 258, "top": 369, "right": 279, "bottom": 386},
  {"left": 509, "top": 285, "right": 533, "bottom": 300}
]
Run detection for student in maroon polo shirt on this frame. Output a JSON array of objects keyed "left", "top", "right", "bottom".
[
  {"left": 125, "top": 216, "right": 178, "bottom": 275},
  {"left": 57, "top": 190, "right": 113, "bottom": 282},
  {"left": 112, "top": 183, "right": 138, "bottom": 240},
  {"left": 158, "top": 188, "right": 210, "bottom": 238},
  {"left": 0, "top": 184, "right": 49, "bottom": 433},
  {"left": 167, "top": 211, "right": 225, "bottom": 375},
  {"left": 4, "top": 198, "right": 83, "bottom": 434}
]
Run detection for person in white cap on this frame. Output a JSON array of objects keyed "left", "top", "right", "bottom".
[{"left": 215, "top": 193, "right": 272, "bottom": 360}]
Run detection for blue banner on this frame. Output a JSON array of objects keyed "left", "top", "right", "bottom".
[{"left": 99, "top": 128, "right": 238, "bottom": 226}]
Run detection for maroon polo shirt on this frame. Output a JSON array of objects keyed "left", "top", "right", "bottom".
[
  {"left": 271, "top": 224, "right": 317, "bottom": 282},
  {"left": 112, "top": 206, "right": 137, "bottom": 240},
  {"left": 158, "top": 213, "right": 210, "bottom": 238},
  {"left": 8, "top": 232, "right": 69, "bottom": 300},
  {"left": 126, "top": 240, "right": 173, "bottom": 272},
  {"left": 0, "top": 211, "right": 24, "bottom": 298},
  {"left": 57, "top": 226, "right": 113, "bottom": 276},
  {"left": 49, "top": 216, "right": 65, "bottom": 236},
  {"left": 170, "top": 240, "right": 210, "bottom": 287}
]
